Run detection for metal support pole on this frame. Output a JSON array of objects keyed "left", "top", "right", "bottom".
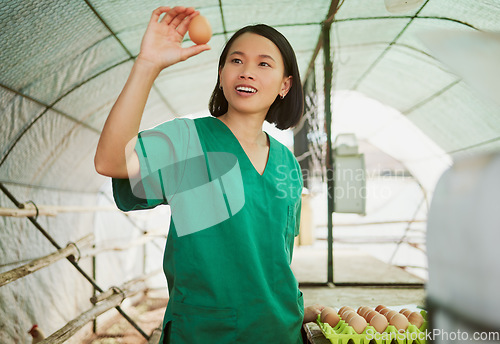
[
  {"left": 322, "top": 22, "right": 335, "bottom": 284},
  {"left": 92, "top": 243, "right": 97, "bottom": 334}
]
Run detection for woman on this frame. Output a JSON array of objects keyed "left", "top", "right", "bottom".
[{"left": 95, "top": 6, "right": 324, "bottom": 343}]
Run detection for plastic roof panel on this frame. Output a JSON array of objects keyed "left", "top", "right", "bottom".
[
  {"left": 0, "top": 91, "right": 45, "bottom": 161},
  {"left": 0, "top": 110, "right": 102, "bottom": 191},
  {"left": 272, "top": 25, "right": 323, "bottom": 77},
  {"left": 0, "top": 0, "right": 116, "bottom": 101},
  {"left": 333, "top": 45, "right": 392, "bottom": 90},
  {"left": 334, "top": 0, "right": 420, "bottom": 20},
  {"left": 407, "top": 81, "right": 500, "bottom": 154},
  {"left": 111, "top": 5, "right": 225, "bottom": 58},
  {"left": 419, "top": 0, "right": 500, "bottom": 31},
  {"left": 332, "top": 18, "right": 411, "bottom": 46},
  {"left": 89, "top": 0, "right": 223, "bottom": 37},
  {"left": 221, "top": 0, "right": 330, "bottom": 31},
  {"left": 332, "top": 0, "right": 500, "bottom": 165},
  {"left": 357, "top": 45, "right": 459, "bottom": 112},
  {"left": 397, "top": 17, "right": 474, "bottom": 55},
  {"left": 156, "top": 66, "right": 217, "bottom": 116},
  {"left": 52, "top": 61, "right": 135, "bottom": 124}
]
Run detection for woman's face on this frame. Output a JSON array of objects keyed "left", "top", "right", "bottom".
[{"left": 219, "top": 32, "right": 292, "bottom": 117}]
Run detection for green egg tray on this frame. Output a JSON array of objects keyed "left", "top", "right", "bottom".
[{"left": 316, "top": 310, "right": 428, "bottom": 344}]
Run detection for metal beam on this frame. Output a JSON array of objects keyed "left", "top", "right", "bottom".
[
  {"left": 322, "top": 19, "right": 335, "bottom": 284},
  {"left": 303, "top": 0, "right": 340, "bottom": 83}
]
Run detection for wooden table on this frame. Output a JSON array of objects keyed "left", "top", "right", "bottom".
[{"left": 303, "top": 322, "right": 330, "bottom": 344}]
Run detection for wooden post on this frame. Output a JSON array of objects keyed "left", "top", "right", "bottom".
[
  {"left": 38, "top": 293, "right": 125, "bottom": 344},
  {"left": 0, "top": 205, "right": 117, "bottom": 217},
  {"left": 0, "top": 234, "right": 94, "bottom": 287},
  {"left": 39, "top": 270, "right": 164, "bottom": 343},
  {"left": 81, "top": 230, "right": 166, "bottom": 259},
  {"left": 90, "top": 269, "right": 162, "bottom": 304},
  {"left": 148, "top": 327, "right": 162, "bottom": 344}
]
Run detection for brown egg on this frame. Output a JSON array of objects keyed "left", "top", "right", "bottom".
[
  {"left": 379, "top": 307, "right": 392, "bottom": 316},
  {"left": 370, "top": 314, "right": 388, "bottom": 333},
  {"left": 360, "top": 306, "right": 373, "bottom": 317},
  {"left": 340, "top": 307, "right": 355, "bottom": 318},
  {"left": 345, "top": 311, "right": 358, "bottom": 323},
  {"left": 349, "top": 315, "right": 368, "bottom": 334},
  {"left": 323, "top": 312, "right": 341, "bottom": 327},
  {"left": 320, "top": 307, "right": 336, "bottom": 322},
  {"left": 408, "top": 312, "right": 424, "bottom": 329},
  {"left": 375, "top": 304, "right": 386, "bottom": 312},
  {"left": 385, "top": 310, "right": 398, "bottom": 320},
  {"left": 338, "top": 306, "right": 349, "bottom": 315},
  {"left": 389, "top": 313, "right": 409, "bottom": 332},
  {"left": 188, "top": 15, "right": 212, "bottom": 45},
  {"left": 400, "top": 308, "right": 412, "bottom": 318},
  {"left": 365, "top": 310, "right": 378, "bottom": 322},
  {"left": 357, "top": 306, "right": 364, "bottom": 315}
]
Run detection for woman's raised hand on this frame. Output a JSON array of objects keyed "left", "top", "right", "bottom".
[{"left": 137, "top": 6, "right": 210, "bottom": 72}]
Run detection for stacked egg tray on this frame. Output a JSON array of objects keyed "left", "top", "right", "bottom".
[{"left": 316, "top": 310, "right": 428, "bottom": 344}]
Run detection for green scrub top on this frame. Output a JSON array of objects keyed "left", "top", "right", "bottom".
[{"left": 112, "top": 116, "right": 304, "bottom": 343}]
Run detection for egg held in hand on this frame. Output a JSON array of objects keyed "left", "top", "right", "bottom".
[{"left": 188, "top": 15, "right": 212, "bottom": 45}]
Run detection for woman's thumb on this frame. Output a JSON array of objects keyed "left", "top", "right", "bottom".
[{"left": 180, "top": 44, "right": 211, "bottom": 61}]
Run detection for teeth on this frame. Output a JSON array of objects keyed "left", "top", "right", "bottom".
[{"left": 236, "top": 86, "right": 257, "bottom": 93}]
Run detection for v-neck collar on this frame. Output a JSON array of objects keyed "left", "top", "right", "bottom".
[{"left": 211, "top": 116, "right": 272, "bottom": 177}]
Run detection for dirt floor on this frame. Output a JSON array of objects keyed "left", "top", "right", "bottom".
[{"left": 82, "top": 295, "right": 167, "bottom": 344}]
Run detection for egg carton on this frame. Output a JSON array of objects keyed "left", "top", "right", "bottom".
[{"left": 316, "top": 311, "right": 428, "bottom": 344}]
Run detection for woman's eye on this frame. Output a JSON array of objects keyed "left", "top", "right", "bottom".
[
  {"left": 260, "top": 62, "right": 270, "bottom": 67},
  {"left": 231, "top": 58, "right": 242, "bottom": 64}
]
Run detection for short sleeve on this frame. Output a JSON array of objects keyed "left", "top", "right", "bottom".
[{"left": 112, "top": 118, "right": 195, "bottom": 212}]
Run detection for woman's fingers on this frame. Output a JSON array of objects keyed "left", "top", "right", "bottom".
[
  {"left": 168, "top": 7, "right": 196, "bottom": 29},
  {"left": 176, "top": 11, "right": 199, "bottom": 37},
  {"left": 159, "top": 6, "right": 192, "bottom": 26},
  {"left": 150, "top": 6, "right": 170, "bottom": 24}
]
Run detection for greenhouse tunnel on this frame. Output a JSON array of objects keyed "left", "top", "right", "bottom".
[{"left": 1, "top": 0, "right": 500, "bottom": 343}]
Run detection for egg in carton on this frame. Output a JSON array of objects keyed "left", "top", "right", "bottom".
[{"left": 317, "top": 306, "right": 428, "bottom": 344}]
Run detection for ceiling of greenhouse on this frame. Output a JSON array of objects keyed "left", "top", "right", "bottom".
[{"left": 0, "top": 0, "right": 499, "bottom": 194}]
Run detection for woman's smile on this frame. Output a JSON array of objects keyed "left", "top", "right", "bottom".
[{"left": 235, "top": 84, "right": 258, "bottom": 97}]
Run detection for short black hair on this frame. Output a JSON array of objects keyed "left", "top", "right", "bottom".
[{"left": 209, "top": 24, "right": 303, "bottom": 130}]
